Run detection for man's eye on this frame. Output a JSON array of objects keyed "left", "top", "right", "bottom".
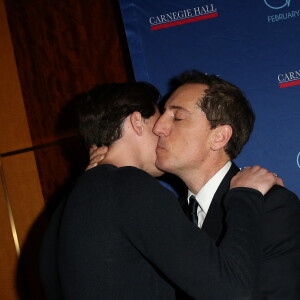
[{"left": 174, "top": 117, "right": 182, "bottom": 121}]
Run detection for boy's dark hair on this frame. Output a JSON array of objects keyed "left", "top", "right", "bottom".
[{"left": 78, "top": 82, "right": 160, "bottom": 147}]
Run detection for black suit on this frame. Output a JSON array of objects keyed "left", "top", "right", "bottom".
[
  {"left": 181, "top": 163, "right": 300, "bottom": 299},
  {"left": 40, "top": 164, "right": 264, "bottom": 300}
]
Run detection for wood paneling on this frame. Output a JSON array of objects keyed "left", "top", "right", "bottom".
[
  {"left": 1, "top": 154, "right": 44, "bottom": 248},
  {"left": 33, "top": 137, "right": 88, "bottom": 203},
  {"left": 0, "top": 0, "right": 46, "bottom": 299},
  {"left": 5, "top": 0, "right": 132, "bottom": 145},
  {"left": 1, "top": 154, "right": 46, "bottom": 300},
  {"left": 0, "top": 0, "right": 32, "bottom": 153},
  {"left": 0, "top": 164, "right": 19, "bottom": 300},
  {"left": 5, "top": 0, "right": 133, "bottom": 203}
]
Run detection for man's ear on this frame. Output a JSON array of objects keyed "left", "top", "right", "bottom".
[
  {"left": 211, "top": 125, "right": 232, "bottom": 151},
  {"left": 130, "top": 111, "right": 144, "bottom": 136}
]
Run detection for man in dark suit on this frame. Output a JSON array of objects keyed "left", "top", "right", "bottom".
[
  {"left": 153, "top": 70, "right": 300, "bottom": 299},
  {"left": 40, "top": 82, "right": 281, "bottom": 300}
]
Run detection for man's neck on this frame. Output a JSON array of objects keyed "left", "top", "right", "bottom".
[{"left": 181, "top": 158, "right": 230, "bottom": 195}]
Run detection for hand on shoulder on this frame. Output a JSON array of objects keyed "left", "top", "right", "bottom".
[
  {"left": 85, "top": 145, "right": 108, "bottom": 170},
  {"left": 230, "top": 165, "right": 284, "bottom": 195}
]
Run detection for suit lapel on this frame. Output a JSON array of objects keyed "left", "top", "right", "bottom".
[{"left": 201, "top": 163, "right": 240, "bottom": 244}]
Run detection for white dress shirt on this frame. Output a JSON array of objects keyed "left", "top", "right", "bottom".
[{"left": 187, "top": 161, "right": 232, "bottom": 228}]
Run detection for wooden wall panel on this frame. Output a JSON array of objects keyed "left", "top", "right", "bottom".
[
  {"left": 0, "top": 0, "right": 32, "bottom": 153},
  {"left": 5, "top": 0, "right": 132, "bottom": 145},
  {"left": 1, "top": 154, "right": 46, "bottom": 300},
  {"left": 1, "top": 154, "right": 44, "bottom": 248},
  {"left": 5, "top": 0, "right": 133, "bottom": 203},
  {"left": 0, "top": 164, "right": 18, "bottom": 300},
  {"left": 32, "top": 137, "right": 88, "bottom": 204},
  {"left": 0, "top": 0, "right": 46, "bottom": 299}
]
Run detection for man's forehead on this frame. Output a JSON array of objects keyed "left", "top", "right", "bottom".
[
  {"left": 165, "top": 83, "right": 207, "bottom": 107},
  {"left": 164, "top": 94, "right": 203, "bottom": 112},
  {"left": 166, "top": 104, "right": 190, "bottom": 113}
]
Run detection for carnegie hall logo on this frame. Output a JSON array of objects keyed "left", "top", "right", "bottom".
[
  {"left": 278, "top": 69, "right": 300, "bottom": 88},
  {"left": 265, "top": 0, "right": 300, "bottom": 22},
  {"left": 149, "top": 4, "right": 218, "bottom": 31}
]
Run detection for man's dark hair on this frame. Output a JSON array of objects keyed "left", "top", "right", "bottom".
[
  {"left": 78, "top": 82, "right": 160, "bottom": 147},
  {"left": 170, "top": 70, "right": 255, "bottom": 159}
]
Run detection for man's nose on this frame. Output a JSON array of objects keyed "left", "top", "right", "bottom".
[{"left": 153, "top": 117, "right": 167, "bottom": 136}]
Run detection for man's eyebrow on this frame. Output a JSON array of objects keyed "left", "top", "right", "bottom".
[{"left": 169, "top": 105, "right": 191, "bottom": 113}]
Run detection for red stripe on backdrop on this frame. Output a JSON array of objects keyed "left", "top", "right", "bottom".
[
  {"left": 151, "top": 12, "right": 218, "bottom": 31},
  {"left": 279, "top": 80, "right": 300, "bottom": 88}
]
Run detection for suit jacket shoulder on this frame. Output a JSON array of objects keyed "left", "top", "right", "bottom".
[
  {"left": 264, "top": 184, "right": 300, "bottom": 209},
  {"left": 260, "top": 184, "right": 300, "bottom": 299},
  {"left": 202, "top": 162, "right": 300, "bottom": 299}
]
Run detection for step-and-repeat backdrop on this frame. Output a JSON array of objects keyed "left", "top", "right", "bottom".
[{"left": 119, "top": 0, "right": 300, "bottom": 197}]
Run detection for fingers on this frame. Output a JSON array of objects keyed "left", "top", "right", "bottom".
[
  {"left": 89, "top": 154, "right": 105, "bottom": 165},
  {"left": 85, "top": 162, "right": 98, "bottom": 171},
  {"left": 85, "top": 145, "right": 109, "bottom": 171},
  {"left": 230, "top": 165, "right": 283, "bottom": 195},
  {"left": 89, "top": 145, "right": 108, "bottom": 160},
  {"left": 275, "top": 176, "right": 284, "bottom": 187},
  {"left": 89, "top": 144, "right": 98, "bottom": 157}
]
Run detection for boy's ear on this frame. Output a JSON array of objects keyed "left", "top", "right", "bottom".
[
  {"left": 211, "top": 125, "right": 232, "bottom": 151},
  {"left": 130, "top": 111, "right": 144, "bottom": 136}
]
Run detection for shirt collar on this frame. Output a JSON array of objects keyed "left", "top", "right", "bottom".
[{"left": 188, "top": 161, "right": 232, "bottom": 214}]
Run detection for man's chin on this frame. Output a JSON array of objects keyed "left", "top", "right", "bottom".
[
  {"left": 147, "top": 166, "right": 164, "bottom": 177},
  {"left": 153, "top": 170, "right": 165, "bottom": 178},
  {"left": 155, "top": 159, "right": 167, "bottom": 173}
]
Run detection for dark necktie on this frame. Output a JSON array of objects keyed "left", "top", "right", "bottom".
[{"left": 188, "top": 195, "right": 199, "bottom": 226}]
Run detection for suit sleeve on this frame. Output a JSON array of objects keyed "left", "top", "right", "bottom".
[
  {"left": 261, "top": 186, "right": 300, "bottom": 299},
  {"left": 114, "top": 167, "right": 263, "bottom": 300}
]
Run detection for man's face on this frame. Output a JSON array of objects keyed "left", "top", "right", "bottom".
[
  {"left": 142, "top": 109, "right": 164, "bottom": 177},
  {"left": 153, "top": 83, "right": 214, "bottom": 177}
]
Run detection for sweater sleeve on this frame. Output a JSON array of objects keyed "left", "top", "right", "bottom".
[{"left": 113, "top": 167, "right": 263, "bottom": 300}]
